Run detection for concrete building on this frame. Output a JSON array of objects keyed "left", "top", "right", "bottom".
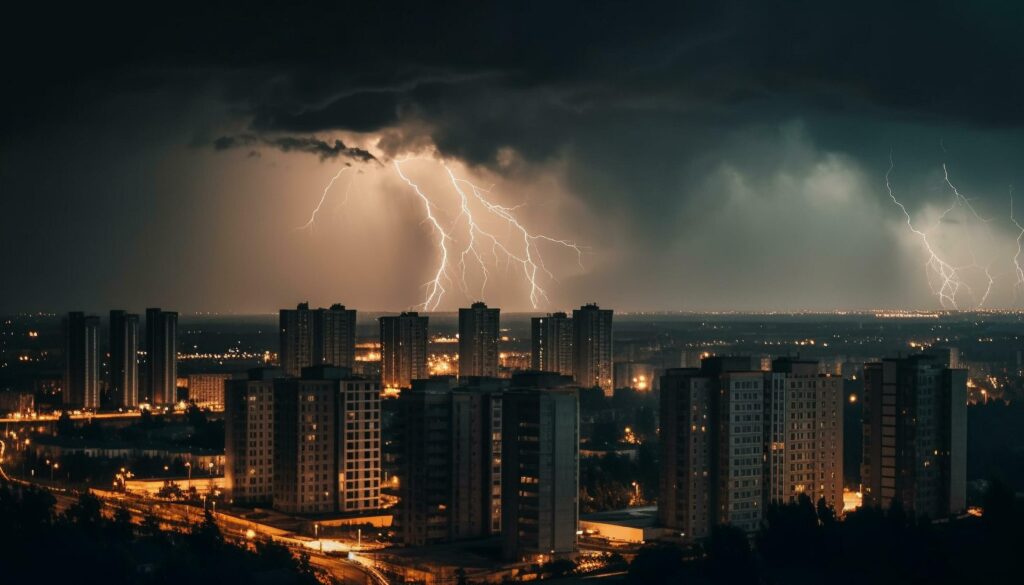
[
  {"left": 765, "top": 358, "right": 844, "bottom": 510},
  {"left": 397, "top": 377, "right": 504, "bottom": 546},
  {"left": 572, "top": 303, "right": 613, "bottom": 396},
  {"left": 658, "top": 368, "right": 712, "bottom": 540},
  {"left": 279, "top": 303, "right": 357, "bottom": 377},
  {"left": 187, "top": 372, "right": 232, "bottom": 410},
  {"left": 380, "top": 312, "right": 428, "bottom": 389},
  {"left": 660, "top": 356, "right": 843, "bottom": 539},
  {"left": 273, "top": 367, "right": 381, "bottom": 514},
  {"left": 458, "top": 302, "right": 500, "bottom": 378},
  {"left": 63, "top": 312, "right": 100, "bottom": 409},
  {"left": 531, "top": 312, "right": 573, "bottom": 376},
  {"left": 109, "top": 310, "right": 139, "bottom": 409},
  {"left": 861, "top": 355, "right": 967, "bottom": 518},
  {"left": 225, "top": 369, "right": 278, "bottom": 505},
  {"left": 145, "top": 308, "right": 178, "bottom": 405},
  {"left": 501, "top": 385, "right": 579, "bottom": 561}
]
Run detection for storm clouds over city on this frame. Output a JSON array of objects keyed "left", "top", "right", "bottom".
[{"left": 4, "top": 1, "right": 1024, "bottom": 312}]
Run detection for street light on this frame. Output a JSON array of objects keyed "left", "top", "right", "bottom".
[
  {"left": 314, "top": 523, "right": 322, "bottom": 553},
  {"left": 185, "top": 462, "right": 192, "bottom": 491},
  {"left": 50, "top": 462, "right": 58, "bottom": 482}
]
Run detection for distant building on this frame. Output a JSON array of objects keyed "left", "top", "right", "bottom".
[
  {"left": 531, "top": 312, "right": 573, "bottom": 376},
  {"left": 459, "top": 302, "right": 500, "bottom": 378},
  {"left": 396, "top": 377, "right": 504, "bottom": 546},
  {"left": 501, "top": 385, "right": 579, "bottom": 561},
  {"left": 380, "top": 312, "right": 428, "bottom": 389},
  {"left": 572, "top": 303, "right": 613, "bottom": 396},
  {"left": 63, "top": 312, "right": 100, "bottom": 409},
  {"left": 279, "top": 303, "right": 357, "bottom": 377},
  {"left": 225, "top": 369, "right": 279, "bottom": 505},
  {"left": 0, "top": 391, "right": 34, "bottom": 415},
  {"left": 109, "top": 310, "right": 139, "bottom": 409},
  {"left": 145, "top": 308, "right": 178, "bottom": 405},
  {"left": 273, "top": 367, "right": 380, "bottom": 514},
  {"left": 187, "top": 373, "right": 232, "bottom": 410},
  {"left": 861, "top": 355, "right": 967, "bottom": 518}
]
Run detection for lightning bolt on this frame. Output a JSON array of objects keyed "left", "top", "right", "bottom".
[
  {"left": 1010, "top": 186, "right": 1024, "bottom": 296},
  {"left": 886, "top": 155, "right": 966, "bottom": 309},
  {"left": 304, "top": 156, "right": 584, "bottom": 311},
  {"left": 887, "top": 154, "right": 1007, "bottom": 310},
  {"left": 299, "top": 166, "right": 350, "bottom": 230},
  {"left": 941, "top": 164, "right": 997, "bottom": 307}
]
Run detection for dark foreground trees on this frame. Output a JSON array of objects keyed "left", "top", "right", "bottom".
[
  {"left": 628, "top": 488, "right": 1024, "bottom": 585},
  {"left": 0, "top": 485, "right": 318, "bottom": 585}
]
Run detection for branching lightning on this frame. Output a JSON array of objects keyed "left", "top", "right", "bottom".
[
  {"left": 887, "top": 154, "right": 1016, "bottom": 310},
  {"left": 1010, "top": 186, "right": 1024, "bottom": 296},
  {"left": 304, "top": 156, "right": 585, "bottom": 311}
]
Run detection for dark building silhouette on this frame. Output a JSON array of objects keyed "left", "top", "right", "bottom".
[
  {"left": 380, "top": 312, "right": 428, "bottom": 389},
  {"left": 272, "top": 367, "right": 381, "bottom": 514},
  {"left": 862, "top": 355, "right": 967, "bottom": 518},
  {"left": 279, "top": 303, "right": 357, "bottom": 377},
  {"left": 501, "top": 381, "right": 579, "bottom": 561},
  {"left": 531, "top": 312, "right": 573, "bottom": 376},
  {"left": 572, "top": 303, "right": 613, "bottom": 396},
  {"left": 458, "top": 302, "right": 500, "bottom": 378},
  {"left": 225, "top": 368, "right": 279, "bottom": 505},
  {"left": 108, "top": 310, "right": 139, "bottom": 409},
  {"left": 397, "top": 377, "right": 505, "bottom": 546},
  {"left": 63, "top": 312, "right": 100, "bottom": 409},
  {"left": 145, "top": 308, "right": 178, "bottom": 405}
]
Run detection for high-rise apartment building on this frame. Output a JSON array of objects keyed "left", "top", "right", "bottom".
[
  {"left": 861, "top": 355, "right": 967, "bottom": 518},
  {"left": 396, "top": 377, "right": 504, "bottom": 546},
  {"left": 572, "top": 303, "right": 613, "bottom": 396},
  {"left": 380, "top": 312, "right": 428, "bottom": 389},
  {"left": 225, "top": 369, "right": 278, "bottom": 505},
  {"left": 658, "top": 368, "right": 712, "bottom": 540},
  {"left": 501, "top": 385, "right": 579, "bottom": 561},
  {"left": 63, "top": 312, "right": 100, "bottom": 409},
  {"left": 108, "top": 310, "right": 139, "bottom": 409},
  {"left": 273, "top": 367, "right": 381, "bottom": 514},
  {"left": 765, "top": 358, "right": 844, "bottom": 510},
  {"left": 458, "top": 302, "right": 500, "bottom": 378},
  {"left": 659, "top": 356, "right": 844, "bottom": 539},
  {"left": 279, "top": 303, "right": 357, "bottom": 377},
  {"left": 145, "top": 308, "right": 178, "bottom": 405},
  {"left": 187, "top": 372, "right": 232, "bottom": 410},
  {"left": 531, "top": 312, "right": 573, "bottom": 376}
]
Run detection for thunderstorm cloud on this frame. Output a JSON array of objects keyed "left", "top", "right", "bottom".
[{"left": 2, "top": 1, "right": 1024, "bottom": 312}]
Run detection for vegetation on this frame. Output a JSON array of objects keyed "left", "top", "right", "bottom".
[
  {"left": 0, "top": 484, "right": 318, "bottom": 585},
  {"left": 627, "top": 485, "right": 1024, "bottom": 585}
]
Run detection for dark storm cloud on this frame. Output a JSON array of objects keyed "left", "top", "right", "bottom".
[
  {"left": 212, "top": 134, "right": 377, "bottom": 162},
  {"left": 3, "top": 0, "right": 1024, "bottom": 311}
]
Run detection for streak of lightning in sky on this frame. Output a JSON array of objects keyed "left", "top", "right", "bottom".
[
  {"left": 1010, "top": 186, "right": 1024, "bottom": 296},
  {"left": 304, "top": 157, "right": 584, "bottom": 310},
  {"left": 887, "top": 155, "right": 1010, "bottom": 310}
]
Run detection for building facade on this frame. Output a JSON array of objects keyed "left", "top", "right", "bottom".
[
  {"left": 145, "top": 308, "right": 178, "bottom": 405},
  {"left": 279, "top": 303, "right": 357, "bottom": 377},
  {"left": 861, "top": 355, "right": 967, "bottom": 518},
  {"left": 272, "top": 367, "right": 381, "bottom": 514},
  {"left": 572, "top": 304, "right": 613, "bottom": 396},
  {"left": 380, "top": 312, "right": 429, "bottom": 389},
  {"left": 187, "top": 372, "right": 233, "bottom": 410},
  {"left": 458, "top": 302, "right": 500, "bottom": 378},
  {"left": 225, "top": 370, "right": 277, "bottom": 505},
  {"left": 501, "top": 387, "right": 579, "bottom": 561},
  {"left": 531, "top": 312, "right": 573, "bottom": 376},
  {"left": 109, "top": 310, "right": 139, "bottom": 409},
  {"left": 63, "top": 312, "right": 100, "bottom": 409}
]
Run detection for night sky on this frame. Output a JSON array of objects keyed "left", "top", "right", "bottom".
[{"left": 3, "top": 1, "right": 1024, "bottom": 313}]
